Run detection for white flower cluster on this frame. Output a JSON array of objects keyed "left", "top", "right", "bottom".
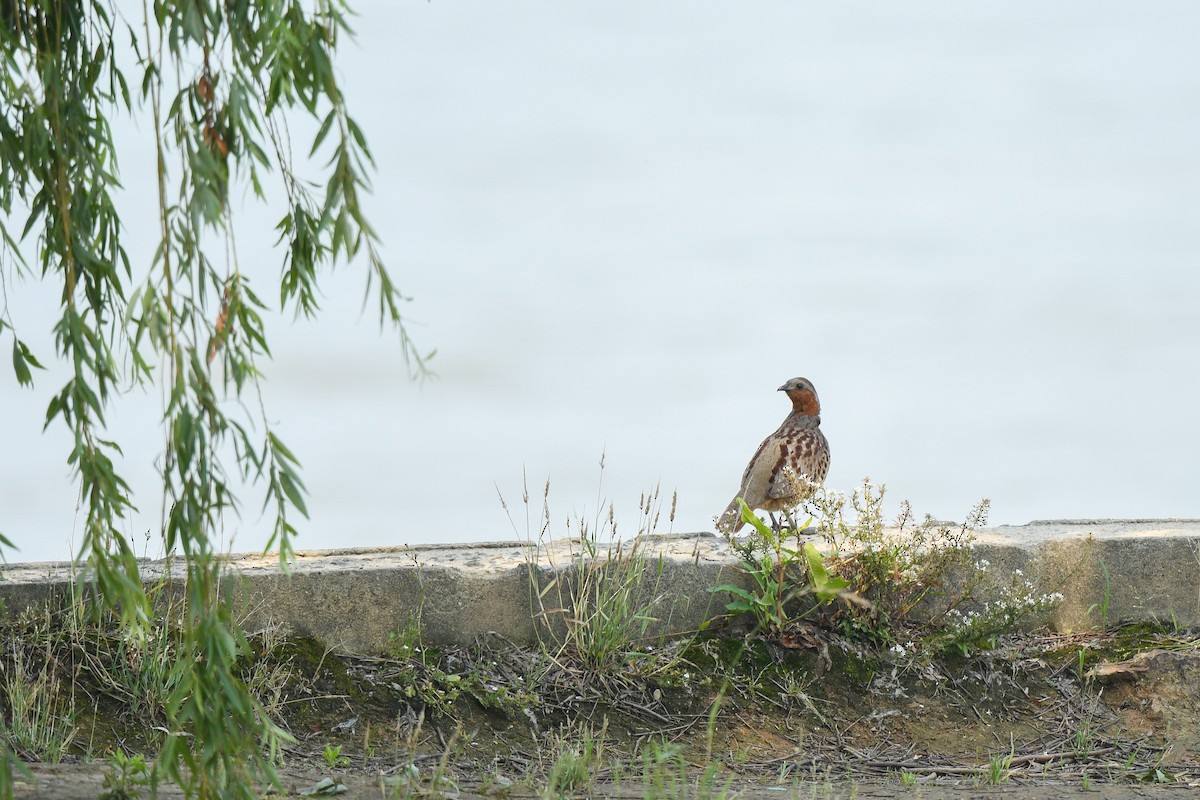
[
  {"left": 945, "top": 607, "right": 981, "bottom": 630},
  {"left": 944, "top": 582, "right": 1064, "bottom": 639}
]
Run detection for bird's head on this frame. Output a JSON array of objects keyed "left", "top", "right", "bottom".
[{"left": 778, "top": 376, "right": 821, "bottom": 416}]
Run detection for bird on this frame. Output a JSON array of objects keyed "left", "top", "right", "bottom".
[{"left": 716, "top": 376, "right": 831, "bottom": 533}]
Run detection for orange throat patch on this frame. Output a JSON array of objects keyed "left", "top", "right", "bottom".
[{"left": 787, "top": 389, "right": 820, "bottom": 416}]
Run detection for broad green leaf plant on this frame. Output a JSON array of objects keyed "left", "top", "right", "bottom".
[
  {"left": 712, "top": 499, "right": 850, "bottom": 634},
  {"left": 0, "top": 1, "right": 426, "bottom": 797}
]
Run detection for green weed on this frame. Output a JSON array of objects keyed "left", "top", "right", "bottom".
[
  {"left": 1073, "top": 719, "right": 1094, "bottom": 759},
  {"left": 500, "top": 458, "right": 681, "bottom": 672},
  {"left": 713, "top": 501, "right": 849, "bottom": 634},
  {"left": 935, "top": 566, "right": 1064, "bottom": 656},
  {"left": 99, "top": 750, "right": 152, "bottom": 800},
  {"left": 380, "top": 744, "right": 461, "bottom": 799},
  {"left": 0, "top": 647, "right": 76, "bottom": 762},
  {"left": 322, "top": 743, "right": 350, "bottom": 769},
  {"left": 984, "top": 740, "right": 1014, "bottom": 785},
  {"left": 639, "top": 740, "right": 687, "bottom": 800},
  {"left": 717, "top": 478, "right": 1063, "bottom": 655},
  {"left": 388, "top": 613, "right": 426, "bottom": 663},
  {"left": 543, "top": 722, "right": 605, "bottom": 798}
]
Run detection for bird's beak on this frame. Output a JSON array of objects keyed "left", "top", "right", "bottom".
[{"left": 777, "top": 384, "right": 788, "bottom": 392}]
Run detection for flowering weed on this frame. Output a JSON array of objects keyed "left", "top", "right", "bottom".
[{"left": 718, "top": 478, "right": 1063, "bottom": 656}]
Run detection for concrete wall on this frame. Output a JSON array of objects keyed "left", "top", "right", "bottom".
[{"left": 2, "top": 521, "right": 1198, "bottom": 652}]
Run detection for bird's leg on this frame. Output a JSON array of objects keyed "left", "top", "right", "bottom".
[
  {"left": 788, "top": 511, "right": 808, "bottom": 550},
  {"left": 769, "top": 512, "right": 781, "bottom": 533}
]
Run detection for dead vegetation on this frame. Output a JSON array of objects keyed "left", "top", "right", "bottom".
[{"left": 7, "top": 593, "right": 1197, "bottom": 797}]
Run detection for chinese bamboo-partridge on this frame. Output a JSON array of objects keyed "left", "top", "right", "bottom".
[{"left": 716, "top": 376, "right": 831, "bottom": 533}]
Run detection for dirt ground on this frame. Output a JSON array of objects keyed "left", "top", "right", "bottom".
[
  {"left": 8, "top": 627, "right": 1200, "bottom": 799},
  {"left": 11, "top": 763, "right": 1200, "bottom": 799}
]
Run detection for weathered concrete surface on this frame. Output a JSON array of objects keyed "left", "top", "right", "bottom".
[
  {"left": 973, "top": 519, "right": 1200, "bottom": 631},
  {"left": 2, "top": 520, "right": 1198, "bottom": 652}
]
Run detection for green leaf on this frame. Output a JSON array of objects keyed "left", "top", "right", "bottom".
[
  {"left": 310, "top": 108, "right": 336, "bottom": 157},
  {"left": 11, "top": 338, "right": 43, "bottom": 386},
  {"left": 737, "top": 498, "right": 774, "bottom": 538},
  {"left": 710, "top": 584, "right": 756, "bottom": 602},
  {"left": 268, "top": 431, "right": 300, "bottom": 465},
  {"left": 279, "top": 471, "right": 309, "bottom": 517},
  {"left": 803, "top": 542, "right": 851, "bottom": 603},
  {"left": 12, "top": 339, "right": 32, "bottom": 386},
  {"left": 300, "top": 777, "right": 348, "bottom": 796}
]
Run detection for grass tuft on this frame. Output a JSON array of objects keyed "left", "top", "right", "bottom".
[{"left": 499, "top": 456, "right": 684, "bottom": 672}]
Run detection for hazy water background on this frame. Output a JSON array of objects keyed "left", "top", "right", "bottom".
[{"left": 2, "top": 2, "right": 1199, "bottom": 564}]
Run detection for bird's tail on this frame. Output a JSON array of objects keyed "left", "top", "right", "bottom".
[{"left": 715, "top": 498, "right": 746, "bottom": 534}]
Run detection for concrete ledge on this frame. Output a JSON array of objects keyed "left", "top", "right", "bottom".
[
  {"left": 976, "top": 520, "right": 1200, "bottom": 632},
  {"left": 2, "top": 521, "right": 1199, "bottom": 652}
]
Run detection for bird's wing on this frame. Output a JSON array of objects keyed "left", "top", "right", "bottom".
[
  {"left": 741, "top": 435, "right": 786, "bottom": 506},
  {"left": 765, "top": 440, "right": 797, "bottom": 500}
]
